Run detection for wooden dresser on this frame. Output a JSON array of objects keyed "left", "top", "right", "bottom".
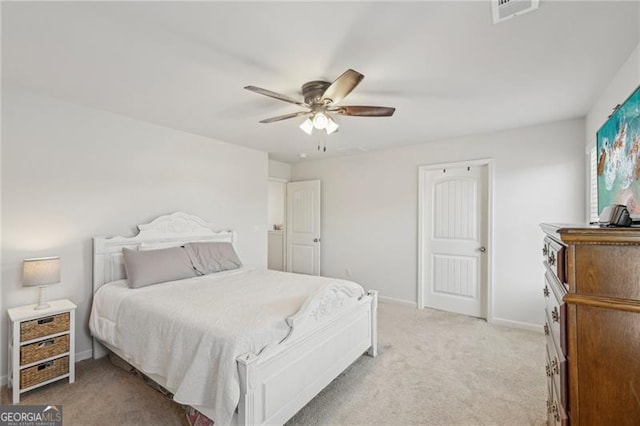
[{"left": 540, "top": 224, "right": 640, "bottom": 425}]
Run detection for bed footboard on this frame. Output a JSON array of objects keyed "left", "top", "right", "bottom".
[{"left": 236, "top": 289, "right": 378, "bottom": 426}]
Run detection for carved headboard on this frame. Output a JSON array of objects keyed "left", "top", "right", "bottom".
[{"left": 92, "top": 212, "right": 235, "bottom": 293}]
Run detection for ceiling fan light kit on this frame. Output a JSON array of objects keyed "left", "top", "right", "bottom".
[
  {"left": 299, "top": 118, "right": 314, "bottom": 135},
  {"left": 299, "top": 113, "right": 339, "bottom": 136},
  {"left": 324, "top": 116, "right": 339, "bottom": 134},
  {"left": 312, "top": 112, "right": 329, "bottom": 129},
  {"left": 244, "top": 69, "right": 395, "bottom": 147}
]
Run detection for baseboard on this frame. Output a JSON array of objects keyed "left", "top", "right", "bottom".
[
  {"left": 378, "top": 295, "right": 417, "bottom": 308},
  {"left": 76, "top": 349, "right": 94, "bottom": 362},
  {"left": 0, "top": 349, "right": 95, "bottom": 387},
  {"left": 490, "top": 317, "right": 543, "bottom": 333}
]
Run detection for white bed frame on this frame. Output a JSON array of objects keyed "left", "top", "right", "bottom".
[{"left": 92, "top": 212, "right": 377, "bottom": 425}]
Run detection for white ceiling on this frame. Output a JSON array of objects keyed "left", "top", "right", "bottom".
[{"left": 2, "top": 1, "right": 639, "bottom": 163}]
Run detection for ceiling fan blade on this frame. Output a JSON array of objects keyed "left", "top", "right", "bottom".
[
  {"left": 330, "top": 106, "right": 396, "bottom": 117},
  {"left": 259, "top": 111, "right": 310, "bottom": 124},
  {"left": 321, "top": 69, "right": 364, "bottom": 105},
  {"left": 244, "top": 86, "right": 307, "bottom": 107}
]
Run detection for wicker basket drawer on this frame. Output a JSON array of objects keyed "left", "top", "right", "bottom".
[
  {"left": 20, "top": 313, "right": 70, "bottom": 342},
  {"left": 20, "top": 335, "right": 69, "bottom": 365},
  {"left": 20, "top": 356, "right": 69, "bottom": 390}
]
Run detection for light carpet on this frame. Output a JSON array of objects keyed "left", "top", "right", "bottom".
[{"left": 1, "top": 302, "right": 546, "bottom": 425}]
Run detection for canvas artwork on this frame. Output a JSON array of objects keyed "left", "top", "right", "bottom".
[{"left": 597, "top": 85, "right": 640, "bottom": 218}]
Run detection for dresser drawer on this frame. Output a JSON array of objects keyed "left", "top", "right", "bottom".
[
  {"left": 544, "top": 270, "right": 567, "bottom": 355},
  {"left": 20, "top": 313, "right": 70, "bottom": 342},
  {"left": 543, "top": 237, "right": 566, "bottom": 284},
  {"left": 545, "top": 346, "right": 556, "bottom": 426},
  {"left": 546, "top": 381, "right": 554, "bottom": 426},
  {"left": 546, "top": 341, "right": 568, "bottom": 409},
  {"left": 544, "top": 269, "right": 561, "bottom": 311},
  {"left": 20, "top": 335, "right": 69, "bottom": 365},
  {"left": 8, "top": 300, "right": 77, "bottom": 404},
  {"left": 545, "top": 304, "right": 566, "bottom": 359},
  {"left": 550, "top": 380, "right": 569, "bottom": 426},
  {"left": 20, "top": 356, "right": 69, "bottom": 390}
]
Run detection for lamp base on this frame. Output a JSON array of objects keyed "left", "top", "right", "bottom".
[
  {"left": 33, "top": 286, "right": 50, "bottom": 310},
  {"left": 34, "top": 302, "right": 51, "bottom": 310}
]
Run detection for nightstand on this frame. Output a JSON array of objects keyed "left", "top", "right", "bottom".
[{"left": 8, "top": 299, "right": 76, "bottom": 403}]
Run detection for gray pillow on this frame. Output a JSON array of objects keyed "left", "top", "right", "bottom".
[
  {"left": 122, "top": 246, "right": 199, "bottom": 288},
  {"left": 183, "top": 242, "right": 242, "bottom": 275}
]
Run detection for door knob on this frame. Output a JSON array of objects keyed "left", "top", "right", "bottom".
[
  {"left": 479, "top": 246, "right": 486, "bottom": 253},
  {"left": 313, "top": 238, "right": 320, "bottom": 243}
]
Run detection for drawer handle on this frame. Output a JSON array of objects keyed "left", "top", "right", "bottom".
[
  {"left": 552, "top": 307, "right": 560, "bottom": 323},
  {"left": 37, "top": 339, "right": 55, "bottom": 349},
  {"left": 548, "top": 251, "right": 556, "bottom": 266},
  {"left": 546, "top": 399, "right": 552, "bottom": 413},
  {"left": 551, "top": 358, "right": 559, "bottom": 375},
  {"left": 552, "top": 402, "right": 560, "bottom": 422},
  {"left": 543, "top": 286, "right": 550, "bottom": 297},
  {"left": 37, "top": 361, "right": 54, "bottom": 371},
  {"left": 37, "top": 317, "right": 54, "bottom": 325},
  {"left": 545, "top": 364, "right": 552, "bottom": 377},
  {"left": 543, "top": 324, "right": 549, "bottom": 336},
  {"left": 542, "top": 245, "right": 548, "bottom": 256}
]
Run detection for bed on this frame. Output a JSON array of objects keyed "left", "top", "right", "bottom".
[{"left": 89, "top": 212, "right": 378, "bottom": 426}]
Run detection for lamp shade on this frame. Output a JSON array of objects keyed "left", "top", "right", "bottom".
[{"left": 22, "top": 257, "right": 60, "bottom": 287}]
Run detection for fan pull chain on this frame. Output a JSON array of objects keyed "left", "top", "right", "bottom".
[{"left": 315, "top": 128, "right": 327, "bottom": 152}]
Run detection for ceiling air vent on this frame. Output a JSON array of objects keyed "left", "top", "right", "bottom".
[{"left": 492, "top": 0, "right": 539, "bottom": 24}]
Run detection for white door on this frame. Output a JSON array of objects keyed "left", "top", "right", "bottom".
[
  {"left": 286, "top": 180, "right": 321, "bottom": 275},
  {"left": 419, "top": 163, "right": 489, "bottom": 318}
]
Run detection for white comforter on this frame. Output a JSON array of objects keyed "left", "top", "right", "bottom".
[{"left": 89, "top": 267, "right": 364, "bottom": 426}]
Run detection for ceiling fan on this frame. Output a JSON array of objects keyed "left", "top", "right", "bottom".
[{"left": 244, "top": 69, "right": 395, "bottom": 138}]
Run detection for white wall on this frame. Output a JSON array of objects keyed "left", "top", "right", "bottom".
[
  {"left": 1, "top": 88, "right": 268, "bottom": 379},
  {"left": 268, "top": 160, "right": 291, "bottom": 181},
  {"left": 586, "top": 42, "right": 640, "bottom": 149},
  {"left": 584, "top": 42, "right": 640, "bottom": 218},
  {"left": 291, "top": 118, "right": 585, "bottom": 328},
  {"left": 267, "top": 160, "right": 290, "bottom": 270},
  {"left": 268, "top": 180, "right": 286, "bottom": 229},
  {"left": 268, "top": 160, "right": 291, "bottom": 228}
]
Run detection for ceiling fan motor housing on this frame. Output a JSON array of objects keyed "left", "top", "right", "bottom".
[{"left": 302, "top": 81, "right": 331, "bottom": 105}]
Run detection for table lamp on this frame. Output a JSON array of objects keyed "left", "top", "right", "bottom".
[{"left": 23, "top": 256, "right": 60, "bottom": 310}]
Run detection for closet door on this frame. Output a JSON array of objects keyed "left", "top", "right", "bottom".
[{"left": 419, "top": 163, "right": 489, "bottom": 318}]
